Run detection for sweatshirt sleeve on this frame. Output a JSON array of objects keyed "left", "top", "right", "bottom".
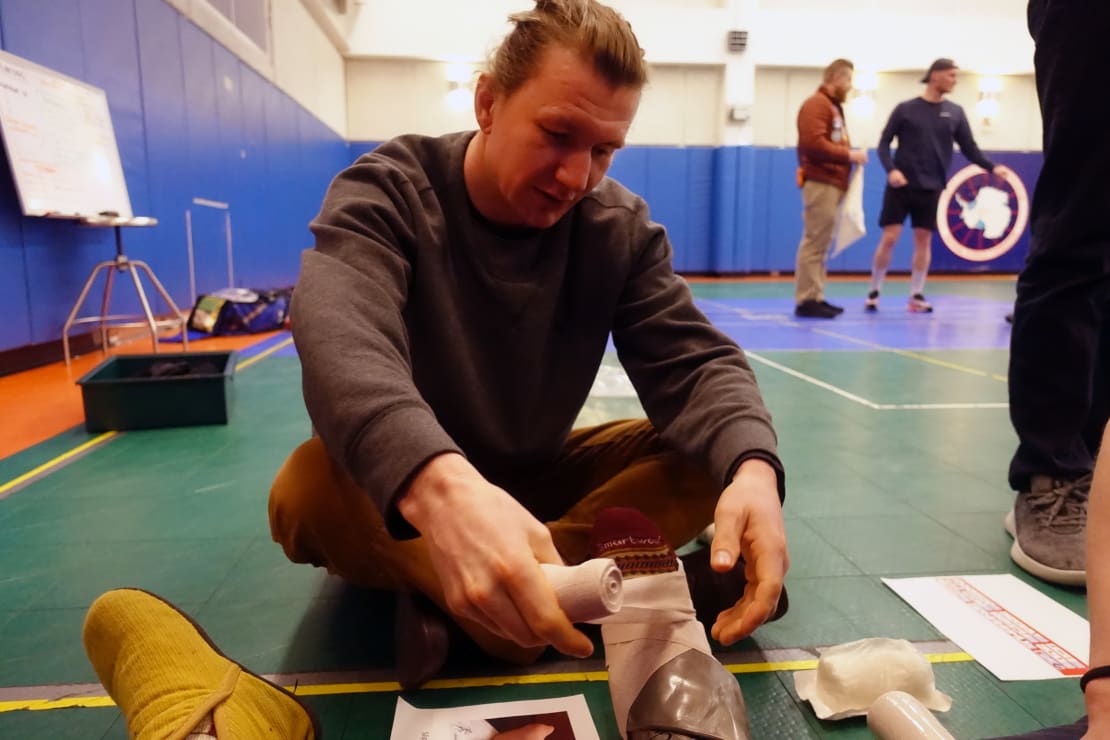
[
  {"left": 611, "top": 204, "right": 785, "bottom": 502},
  {"left": 877, "top": 105, "right": 901, "bottom": 172},
  {"left": 797, "top": 96, "right": 850, "bottom": 164},
  {"left": 952, "top": 107, "right": 996, "bottom": 172},
  {"left": 293, "top": 157, "right": 462, "bottom": 538}
]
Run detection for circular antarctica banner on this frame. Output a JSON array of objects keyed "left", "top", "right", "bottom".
[{"left": 936, "top": 164, "right": 1030, "bottom": 263}]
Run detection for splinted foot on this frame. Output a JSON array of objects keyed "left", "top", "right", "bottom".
[{"left": 589, "top": 507, "right": 750, "bottom": 740}]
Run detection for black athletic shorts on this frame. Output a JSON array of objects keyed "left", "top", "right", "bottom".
[{"left": 878, "top": 186, "right": 940, "bottom": 230}]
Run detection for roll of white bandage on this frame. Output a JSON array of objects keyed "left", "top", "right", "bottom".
[
  {"left": 540, "top": 558, "right": 624, "bottom": 623},
  {"left": 867, "top": 691, "right": 956, "bottom": 740}
]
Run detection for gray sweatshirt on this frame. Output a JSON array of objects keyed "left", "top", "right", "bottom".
[{"left": 293, "top": 131, "right": 783, "bottom": 537}]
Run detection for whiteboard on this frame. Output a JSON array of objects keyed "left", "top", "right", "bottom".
[{"left": 0, "top": 49, "right": 133, "bottom": 220}]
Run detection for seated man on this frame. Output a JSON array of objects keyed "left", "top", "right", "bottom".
[{"left": 269, "top": 0, "right": 789, "bottom": 688}]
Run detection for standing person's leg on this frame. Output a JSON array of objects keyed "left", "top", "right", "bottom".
[
  {"left": 868, "top": 186, "right": 907, "bottom": 310},
  {"left": 794, "top": 181, "right": 843, "bottom": 317},
  {"left": 907, "top": 227, "right": 934, "bottom": 312},
  {"left": 1006, "top": 0, "right": 1110, "bottom": 586},
  {"left": 867, "top": 226, "right": 901, "bottom": 310},
  {"left": 906, "top": 188, "right": 939, "bottom": 313}
]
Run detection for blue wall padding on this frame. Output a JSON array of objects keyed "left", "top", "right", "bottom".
[
  {"left": 0, "top": 0, "right": 1045, "bottom": 354},
  {"left": 0, "top": 0, "right": 349, "bottom": 351}
]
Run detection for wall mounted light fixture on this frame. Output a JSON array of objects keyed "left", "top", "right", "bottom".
[
  {"left": 445, "top": 62, "right": 475, "bottom": 112},
  {"left": 976, "top": 75, "right": 1002, "bottom": 126},
  {"left": 848, "top": 70, "right": 877, "bottom": 118}
]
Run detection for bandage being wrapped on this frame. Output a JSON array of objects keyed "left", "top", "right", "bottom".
[{"left": 580, "top": 507, "right": 750, "bottom": 740}]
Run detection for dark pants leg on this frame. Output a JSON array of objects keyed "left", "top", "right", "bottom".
[{"left": 1008, "top": 0, "right": 1110, "bottom": 491}]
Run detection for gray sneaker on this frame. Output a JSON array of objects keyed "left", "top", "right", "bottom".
[{"left": 1004, "top": 473, "right": 1090, "bottom": 586}]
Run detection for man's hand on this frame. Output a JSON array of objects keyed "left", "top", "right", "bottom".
[
  {"left": 705, "top": 458, "right": 789, "bottom": 645},
  {"left": 887, "top": 169, "right": 908, "bottom": 187},
  {"left": 398, "top": 453, "right": 594, "bottom": 659},
  {"left": 849, "top": 149, "right": 869, "bottom": 165},
  {"left": 991, "top": 164, "right": 1015, "bottom": 181}
]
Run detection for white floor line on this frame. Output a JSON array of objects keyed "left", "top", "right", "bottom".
[
  {"left": 700, "top": 298, "right": 1007, "bottom": 382},
  {"left": 745, "top": 352, "right": 1007, "bottom": 412},
  {"left": 745, "top": 351, "right": 881, "bottom": 409}
]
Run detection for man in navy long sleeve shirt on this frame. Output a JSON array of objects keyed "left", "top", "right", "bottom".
[{"left": 864, "top": 58, "right": 1012, "bottom": 312}]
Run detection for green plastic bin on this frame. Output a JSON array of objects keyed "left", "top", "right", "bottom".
[{"left": 76, "top": 351, "right": 237, "bottom": 432}]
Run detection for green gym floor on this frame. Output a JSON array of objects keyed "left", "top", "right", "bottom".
[{"left": 0, "top": 277, "right": 1088, "bottom": 738}]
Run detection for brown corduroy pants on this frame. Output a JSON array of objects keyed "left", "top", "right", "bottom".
[{"left": 268, "top": 418, "right": 718, "bottom": 664}]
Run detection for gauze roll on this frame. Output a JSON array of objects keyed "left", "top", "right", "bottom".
[{"left": 540, "top": 558, "right": 624, "bottom": 623}]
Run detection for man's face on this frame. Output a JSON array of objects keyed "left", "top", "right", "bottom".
[
  {"left": 932, "top": 68, "right": 958, "bottom": 93},
  {"left": 473, "top": 45, "right": 641, "bottom": 229},
  {"left": 831, "top": 71, "right": 853, "bottom": 103}
]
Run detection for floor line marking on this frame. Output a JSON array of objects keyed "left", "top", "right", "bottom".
[
  {"left": 746, "top": 352, "right": 881, "bottom": 409},
  {"left": 236, "top": 336, "right": 294, "bottom": 371},
  {"left": 745, "top": 353, "right": 1006, "bottom": 412},
  {"left": 808, "top": 327, "right": 1008, "bottom": 382},
  {"left": 699, "top": 298, "right": 1008, "bottom": 382},
  {"left": 0, "top": 651, "right": 975, "bottom": 713},
  {"left": 0, "top": 338, "right": 293, "bottom": 497},
  {"left": 0, "top": 432, "right": 118, "bottom": 499}
]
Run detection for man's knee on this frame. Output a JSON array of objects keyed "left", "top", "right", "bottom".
[{"left": 269, "top": 437, "right": 351, "bottom": 565}]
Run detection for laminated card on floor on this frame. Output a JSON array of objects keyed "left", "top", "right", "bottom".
[{"left": 883, "top": 574, "right": 1088, "bottom": 681}]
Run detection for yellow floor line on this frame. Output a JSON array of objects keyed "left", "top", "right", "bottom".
[
  {"left": 0, "top": 652, "right": 976, "bottom": 713},
  {"left": 810, "top": 327, "right": 1008, "bottom": 382},
  {"left": 235, "top": 336, "right": 293, "bottom": 371},
  {"left": 0, "top": 336, "right": 292, "bottom": 496},
  {"left": 0, "top": 431, "right": 117, "bottom": 497}
]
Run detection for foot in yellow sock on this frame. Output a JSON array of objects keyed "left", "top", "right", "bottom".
[{"left": 83, "top": 588, "right": 319, "bottom": 740}]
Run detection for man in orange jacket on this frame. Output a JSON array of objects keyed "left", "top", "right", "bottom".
[{"left": 793, "top": 58, "right": 869, "bottom": 319}]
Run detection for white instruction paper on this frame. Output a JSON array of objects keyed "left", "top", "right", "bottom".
[
  {"left": 390, "top": 694, "right": 599, "bottom": 740},
  {"left": 883, "top": 574, "right": 1088, "bottom": 681}
]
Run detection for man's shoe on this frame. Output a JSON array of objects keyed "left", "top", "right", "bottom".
[
  {"left": 681, "top": 546, "right": 789, "bottom": 631},
  {"left": 1004, "top": 473, "right": 1090, "bottom": 586},
  {"left": 907, "top": 293, "right": 934, "bottom": 313},
  {"left": 83, "top": 589, "right": 319, "bottom": 739},
  {"left": 394, "top": 591, "right": 450, "bottom": 689},
  {"left": 864, "top": 290, "right": 879, "bottom": 312},
  {"left": 795, "top": 299, "right": 837, "bottom": 319},
  {"left": 821, "top": 300, "right": 845, "bottom": 315}
]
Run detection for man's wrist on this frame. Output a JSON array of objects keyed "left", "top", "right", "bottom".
[
  {"left": 398, "top": 452, "right": 470, "bottom": 523},
  {"left": 732, "top": 457, "right": 777, "bottom": 484}
]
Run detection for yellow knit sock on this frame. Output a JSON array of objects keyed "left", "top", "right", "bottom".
[{"left": 83, "top": 589, "right": 317, "bottom": 740}]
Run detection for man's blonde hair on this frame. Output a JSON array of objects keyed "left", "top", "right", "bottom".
[
  {"left": 823, "top": 58, "right": 855, "bottom": 84},
  {"left": 487, "top": 0, "right": 648, "bottom": 95}
]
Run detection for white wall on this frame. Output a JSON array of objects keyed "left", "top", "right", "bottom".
[
  {"left": 753, "top": 0, "right": 1034, "bottom": 75},
  {"left": 174, "top": 0, "right": 1040, "bottom": 149},
  {"left": 165, "top": 0, "right": 348, "bottom": 136},
  {"left": 346, "top": 59, "right": 724, "bottom": 145},
  {"left": 753, "top": 68, "right": 1041, "bottom": 151},
  {"left": 272, "top": 1, "right": 347, "bottom": 135}
]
